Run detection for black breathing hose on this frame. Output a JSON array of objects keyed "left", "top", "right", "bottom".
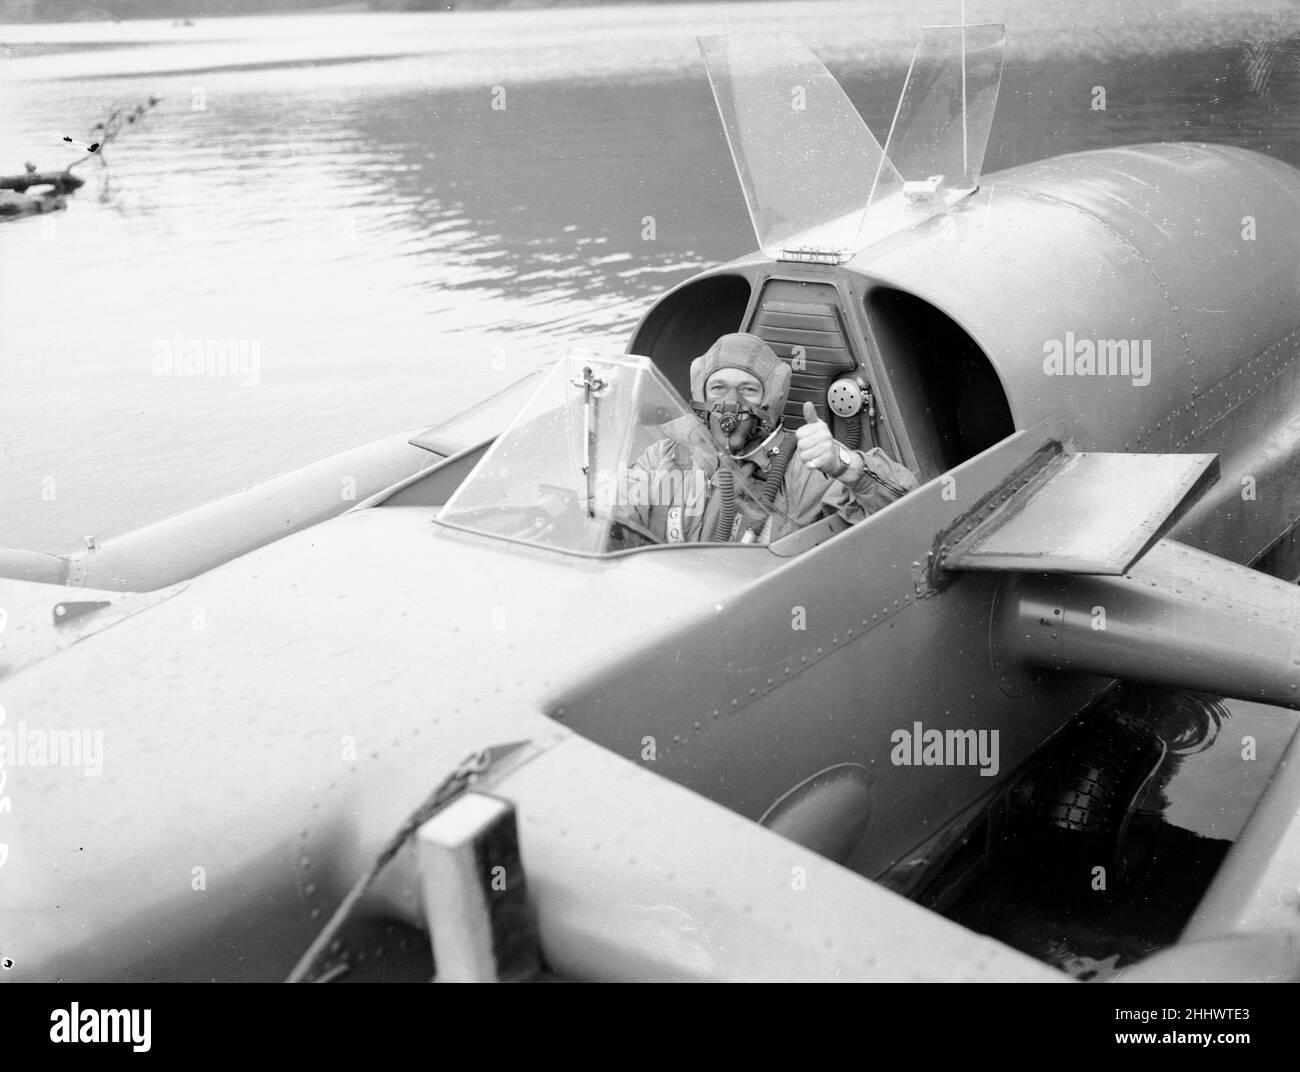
[
  {"left": 712, "top": 465, "right": 737, "bottom": 541},
  {"left": 842, "top": 415, "right": 862, "bottom": 450},
  {"left": 741, "top": 430, "right": 796, "bottom": 540},
  {"left": 760, "top": 431, "right": 796, "bottom": 504},
  {"left": 713, "top": 429, "right": 797, "bottom": 543}
]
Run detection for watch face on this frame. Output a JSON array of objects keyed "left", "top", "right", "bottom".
[{"left": 838, "top": 446, "right": 854, "bottom": 470}]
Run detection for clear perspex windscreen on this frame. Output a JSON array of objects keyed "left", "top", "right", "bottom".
[
  {"left": 879, "top": 25, "right": 1005, "bottom": 192},
  {"left": 436, "top": 352, "right": 783, "bottom": 554},
  {"left": 698, "top": 24, "right": 1005, "bottom": 260},
  {"left": 699, "top": 33, "right": 902, "bottom": 261}
]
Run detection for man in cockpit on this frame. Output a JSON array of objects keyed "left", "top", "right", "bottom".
[{"left": 627, "top": 333, "right": 917, "bottom": 543}]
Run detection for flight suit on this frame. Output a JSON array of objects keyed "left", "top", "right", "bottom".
[{"left": 627, "top": 434, "right": 918, "bottom": 543}]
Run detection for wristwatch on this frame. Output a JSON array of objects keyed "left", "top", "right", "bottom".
[{"left": 828, "top": 443, "right": 855, "bottom": 479}]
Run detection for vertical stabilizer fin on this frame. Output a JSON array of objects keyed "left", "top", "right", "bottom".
[
  {"left": 699, "top": 23, "right": 1006, "bottom": 260},
  {"left": 878, "top": 24, "right": 1006, "bottom": 196},
  {"left": 698, "top": 32, "right": 901, "bottom": 261}
]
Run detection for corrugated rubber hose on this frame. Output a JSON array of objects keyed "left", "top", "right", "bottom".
[{"left": 712, "top": 465, "right": 737, "bottom": 541}]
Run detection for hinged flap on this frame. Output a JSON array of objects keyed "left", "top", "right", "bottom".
[{"left": 943, "top": 451, "right": 1219, "bottom": 574}]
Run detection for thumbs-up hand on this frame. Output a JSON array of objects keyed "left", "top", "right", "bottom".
[{"left": 795, "top": 401, "right": 841, "bottom": 474}]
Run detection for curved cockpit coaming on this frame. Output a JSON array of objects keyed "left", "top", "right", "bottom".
[
  {"left": 628, "top": 271, "right": 753, "bottom": 402},
  {"left": 629, "top": 261, "right": 1016, "bottom": 481},
  {"left": 863, "top": 287, "right": 1014, "bottom": 479}
]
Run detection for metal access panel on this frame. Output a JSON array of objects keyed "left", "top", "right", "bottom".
[{"left": 943, "top": 450, "right": 1218, "bottom": 575}]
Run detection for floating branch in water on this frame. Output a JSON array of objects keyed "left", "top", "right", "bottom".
[
  {"left": 64, "top": 95, "right": 162, "bottom": 173},
  {"left": 1, "top": 95, "right": 162, "bottom": 220}
]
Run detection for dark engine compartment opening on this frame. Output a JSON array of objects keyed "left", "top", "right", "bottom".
[
  {"left": 865, "top": 287, "right": 1015, "bottom": 479},
  {"left": 627, "top": 273, "right": 752, "bottom": 401}
]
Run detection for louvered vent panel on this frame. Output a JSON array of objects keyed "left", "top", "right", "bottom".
[{"left": 749, "top": 282, "right": 858, "bottom": 427}]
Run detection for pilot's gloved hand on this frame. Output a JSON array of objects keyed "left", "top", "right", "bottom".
[{"left": 795, "top": 401, "right": 850, "bottom": 478}]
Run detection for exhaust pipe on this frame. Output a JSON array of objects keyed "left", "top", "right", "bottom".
[{"left": 997, "top": 538, "right": 1300, "bottom": 711}]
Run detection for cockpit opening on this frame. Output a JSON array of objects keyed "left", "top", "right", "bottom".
[{"left": 864, "top": 287, "right": 1014, "bottom": 480}]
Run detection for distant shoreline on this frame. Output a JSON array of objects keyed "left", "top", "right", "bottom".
[
  {"left": 5, "top": 0, "right": 727, "bottom": 23},
  {"left": 5, "top": 0, "right": 1300, "bottom": 85},
  {"left": 1, "top": 0, "right": 1298, "bottom": 31}
]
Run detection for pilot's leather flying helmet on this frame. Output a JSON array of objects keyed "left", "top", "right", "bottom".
[
  {"left": 689, "top": 333, "right": 791, "bottom": 453},
  {"left": 690, "top": 332, "right": 791, "bottom": 415}
]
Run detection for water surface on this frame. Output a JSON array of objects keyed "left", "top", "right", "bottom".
[{"left": 5, "top": 1, "right": 1300, "bottom": 549}]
